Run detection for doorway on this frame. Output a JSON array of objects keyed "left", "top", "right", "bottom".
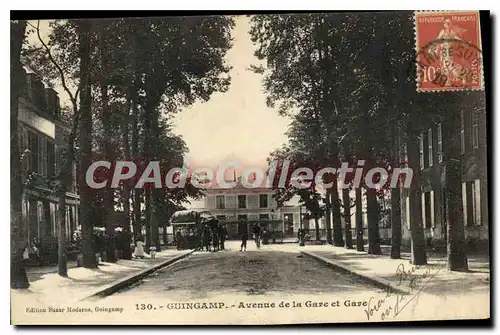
[
  {"left": 283, "top": 213, "right": 294, "bottom": 237},
  {"left": 237, "top": 215, "right": 248, "bottom": 236}
]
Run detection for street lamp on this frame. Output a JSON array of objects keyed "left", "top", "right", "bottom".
[{"left": 298, "top": 204, "right": 305, "bottom": 247}]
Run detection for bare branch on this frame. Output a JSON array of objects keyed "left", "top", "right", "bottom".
[{"left": 32, "top": 20, "right": 78, "bottom": 107}]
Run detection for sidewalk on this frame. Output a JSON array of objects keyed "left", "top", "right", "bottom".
[
  {"left": 11, "top": 249, "right": 192, "bottom": 305},
  {"left": 300, "top": 244, "right": 490, "bottom": 297}
]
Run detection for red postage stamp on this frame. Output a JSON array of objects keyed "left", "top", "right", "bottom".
[{"left": 414, "top": 11, "right": 483, "bottom": 92}]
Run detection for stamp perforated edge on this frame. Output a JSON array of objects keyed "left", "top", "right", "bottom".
[{"left": 413, "top": 10, "right": 485, "bottom": 93}]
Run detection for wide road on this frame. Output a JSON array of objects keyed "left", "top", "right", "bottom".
[
  {"left": 104, "top": 240, "right": 376, "bottom": 299},
  {"left": 100, "top": 241, "right": 384, "bottom": 324},
  {"left": 117, "top": 241, "right": 374, "bottom": 297}
]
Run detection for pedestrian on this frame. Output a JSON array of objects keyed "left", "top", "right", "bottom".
[
  {"left": 175, "top": 231, "right": 183, "bottom": 250},
  {"left": 150, "top": 246, "right": 156, "bottom": 259},
  {"left": 134, "top": 239, "right": 145, "bottom": 259},
  {"left": 240, "top": 229, "right": 248, "bottom": 251},
  {"left": 219, "top": 224, "right": 227, "bottom": 250},
  {"left": 252, "top": 223, "right": 262, "bottom": 249},
  {"left": 202, "top": 224, "right": 211, "bottom": 252},
  {"left": 211, "top": 225, "right": 219, "bottom": 252}
]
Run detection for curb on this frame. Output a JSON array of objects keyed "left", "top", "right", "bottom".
[
  {"left": 82, "top": 250, "right": 195, "bottom": 300},
  {"left": 301, "top": 251, "right": 410, "bottom": 295}
]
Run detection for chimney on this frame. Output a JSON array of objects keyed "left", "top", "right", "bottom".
[
  {"left": 34, "top": 79, "right": 47, "bottom": 112},
  {"left": 45, "top": 87, "right": 60, "bottom": 119},
  {"left": 25, "top": 73, "right": 36, "bottom": 102}
]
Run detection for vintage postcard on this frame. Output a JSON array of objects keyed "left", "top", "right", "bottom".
[{"left": 10, "top": 11, "right": 490, "bottom": 325}]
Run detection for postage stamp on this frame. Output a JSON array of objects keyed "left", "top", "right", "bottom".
[{"left": 414, "top": 11, "right": 483, "bottom": 92}]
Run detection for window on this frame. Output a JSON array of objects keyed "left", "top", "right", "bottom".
[
  {"left": 259, "top": 214, "right": 269, "bottom": 221},
  {"left": 51, "top": 203, "right": 57, "bottom": 236},
  {"left": 238, "top": 195, "right": 246, "bottom": 209},
  {"left": 419, "top": 135, "right": 425, "bottom": 169},
  {"left": 216, "top": 195, "right": 225, "bottom": 209},
  {"left": 55, "top": 145, "right": 60, "bottom": 174},
  {"left": 460, "top": 109, "right": 465, "bottom": 154},
  {"left": 472, "top": 120, "right": 479, "bottom": 149},
  {"left": 428, "top": 128, "right": 433, "bottom": 167},
  {"left": 238, "top": 214, "right": 247, "bottom": 221},
  {"left": 401, "top": 143, "right": 408, "bottom": 167},
  {"left": 71, "top": 164, "right": 77, "bottom": 193},
  {"left": 43, "top": 201, "right": 51, "bottom": 237},
  {"left": 430, "top": 190, "right": 435, "bottom": 228},
  {"left": 472, "top": 179, "right": 481, "bottom": 225},
  {"left": 39, "top": 137, "right": 47, "bottom": 176},
  {"left": 47, "top": 142, "right": 55, "bottom": 177},
  {"left": 437, "top": 123, "right": 443, "bottom": 163},
  {"left": 421, "top": 193, "right": 427, "bottom": 229},
  {"left": 406, "top": 196, "right": 411, "bottom": 229},
  {"left": 259, "top": 194, "right": 268, "bottom": 208},
  {"left": 28, "top": 130, "right": 38, "bottom": 174},
  {"left": 422, "top": 191, "right": 434, "bottom": 229},
  {"left": 462, "top": 182, "right": 468, "bottom": 226},
  {"left": 20, "top": 126, "right": 28, "bottom": 178}
]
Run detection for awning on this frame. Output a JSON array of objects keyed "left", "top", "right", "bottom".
[{"left": 171, "top": 210, "right": 198, "bottom": 224}]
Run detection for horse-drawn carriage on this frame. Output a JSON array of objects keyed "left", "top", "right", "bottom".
[{"left": 170, "top": 209, "right": 218, "bottom": 250}]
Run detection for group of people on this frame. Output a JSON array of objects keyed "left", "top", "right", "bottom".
[
  {"left": 240, "top": 223, "right": 262, "bottom": 252},
  {"left": 201, "top": 223, "right": 228, "bottom": 252},
  {"left": 173, "top": 222, "right": 267, "bottom": 252}
]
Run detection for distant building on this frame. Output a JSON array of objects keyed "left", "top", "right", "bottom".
[
  {"left": 17, "top": 68, "right": 80, "bottom": 248},
  {"left": 203, "top": 175, "right": 302, "bottom": 240}
]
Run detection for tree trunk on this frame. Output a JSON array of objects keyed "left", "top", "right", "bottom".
[
  {"left": 162, "top": 207, "right": 169, "bottom": 246},
  {"left": 142, "top": 71, "right": 162, "bottom": 253},
  {"left": 390, "top": 125, "right": 402, "bottom": 259},
  {"left": 119, "top": 32, "right": 139, "bottom": 260},
  {"left": 331, "top": 178, "right": 344, "bottom": 247},
  {"left": 99, "top": 28, "right": 117, "bottom": 263},
  {"left": 444, "top": 113, "right": 468, "bottom": 271},
  {"left": 131, "top": 97, "right": 142, "bottom": 241},
  {"left": 324, "top": 191, "right": 332, "bottom": 244},
  {"left": 355, "top": 187, "right": 364, "bottom": 251},
  {"left": 10, "top": 20, "right": 29, "bottom": 289},
  {"left": 366, "top": 187, "right": 382, "bottom": 254},
  {"left": 407, "top": 138, "right": 427, "bottom": 265},
  {"left": 120, "top": 99, "right": 132, "bottom": 260},
  {"left": 77, "top": 20, "right": 97, "bottom": 269},
  {"left": 152, "top": 189, "right": 162, "bottom": 251},
  {"left": 342, "top": 188, "right": 353, "bottom": 249},
  {"left": 446, "top": 160, "right": 468, "bottom": 271},
  {"left": 57, "top": 194, "right": 68, "bottom": 276},
  {"left": 144, "top": 189, "right": 152, "bottom": 252},
  {"left": 314, "top": 216, "right": 320, "bottom": 241},
  {"left": 56, "top": 137, "right": 80, "bottom": 276},
  {"left": 390, "top": 186, "right": 402, "bottom": 259},
  {"left": 133, "top": 189, "right": 142, "bottom": 241}
]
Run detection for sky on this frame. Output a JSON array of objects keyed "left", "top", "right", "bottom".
[
  {"left": 27, "top": 16, "right": 292, "bottom": 209},
  {"left": 172, "top": 16, "right": 290, "bottom": 170},
  {"left": 171, "top": 16, "right": 292, "bottom": 208}
]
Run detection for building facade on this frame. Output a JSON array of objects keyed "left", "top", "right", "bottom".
[
  {"left": 399, "top": 104, "right": 488, "bottom": 249},
  {"left": 203, "top": 178, "right": 302, "bottom": 240},
  {"left": 17, "top": 69, "right": 80, "bottom": 252}
]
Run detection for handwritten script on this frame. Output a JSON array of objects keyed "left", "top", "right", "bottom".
[{"left": 364, "top": 262, "right": 443, "bottom": 321}]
